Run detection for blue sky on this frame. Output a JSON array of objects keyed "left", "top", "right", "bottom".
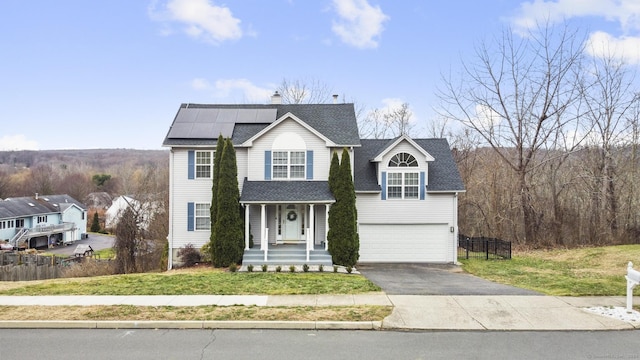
[{"left": 1, "top": 0, "right": 638, "bottom": 150}]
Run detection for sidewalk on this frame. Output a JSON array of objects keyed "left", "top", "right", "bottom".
[{"left": 0, "top": 294, "right": 638, "bottom": 331}]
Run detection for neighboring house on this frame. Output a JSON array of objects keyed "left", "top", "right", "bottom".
[
  {"left": 162, "top": 94, "right": 465, "bottom": 268},
  {"left": 0, "top": 194, "right": 88, "bottom": 249},
  {"left": 105, "top": 195, "right": 156, "bottom": 231}
]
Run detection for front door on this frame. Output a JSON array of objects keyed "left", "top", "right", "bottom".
[{"left": 283, "top": 205, "right": 300, "bottom": 241}]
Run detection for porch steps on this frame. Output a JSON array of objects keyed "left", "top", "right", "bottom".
[{"left": 242, "top": 244, "right": 333, "bottom": 266}]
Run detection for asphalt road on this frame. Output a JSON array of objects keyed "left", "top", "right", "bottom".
[
  {"left": 358, "top": 263, "right": 540, "bottom": 295},
  {"left": 0, "top": 329, "right": 637, "bottom": 360},
  {"left": 44, "top": 233, "right": 115, "bottom": 257}
]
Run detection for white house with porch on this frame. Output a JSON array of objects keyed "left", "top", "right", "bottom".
[{"left": 162, "top": 94, "right": 465, "bottom": 269}]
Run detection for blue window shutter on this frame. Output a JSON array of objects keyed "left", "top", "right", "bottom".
[
  {"left": 381, "top": 172, "right": 387, "bottom": 200},
  {"left": 188, "top": 151, "right": 195, "bottom": 180},
  {"left": 264, "top": 150, "right": 271, "bottom": 180},
  {"left": 420, "top": 171, "right": 426, "bottom": 200},
  {"left": 187, "top": 202, "right": 194, "bottom": 231},
  {"left": 306, "top": 150, "right": 313, "bottom": 180}
]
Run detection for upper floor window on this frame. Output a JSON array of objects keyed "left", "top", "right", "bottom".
[
  {"left": 37, "top": 215, "right": 48, "bottom": 224},
  {"left": 387, "top": 152, "right": 419, "bottom": 199},
  {"left": 195, "top": 151, "right": 213, "bottom": 179},
  {"left": 387, "top": 172, "right": 419, "bottom": 199},
  {"left": 273, "top": 151, "right": 305, "bottom": 179},
  {"left": 389, "top": 152, "right": 418, "bottom": 167}
]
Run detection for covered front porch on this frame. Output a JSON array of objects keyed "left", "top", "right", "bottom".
[{"left": 240, "top": 180, "right": 335, "bottom": 265}]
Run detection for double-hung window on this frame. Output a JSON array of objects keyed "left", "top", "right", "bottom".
[
  {"left": 195, "top": 151, "right": 213, "bottom": 179},
  {"left": 273, "top": 151, "right": 305, "bottom": 179},
  {"left": 386, "top": 152, "right": 420, "bottom": 200},
  {"left": 195, "top": 203, "right": 210, "bottom": 230}
]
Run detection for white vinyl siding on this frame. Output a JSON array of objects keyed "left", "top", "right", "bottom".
[
  {"left": 247, "top": 118, "right": 329, "bottom": 181},
  {"left": 169, "top": 149, "right": 216, "bottom": 250}
]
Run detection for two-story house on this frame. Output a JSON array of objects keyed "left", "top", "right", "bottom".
[
  {"left": 0, "top": 194, "right": 88, "bottom": 249},
  {"left": 163, "top": 94, "right": 464, "bottom": 269}
]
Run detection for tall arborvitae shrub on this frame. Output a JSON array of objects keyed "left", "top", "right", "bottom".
[
  {"left": 338, "top": 148, "right": 359, "bottom": 266},
  {"left": 212, "top": 138, "right": 244, "bottom": 267},
  {"left": 208, "top": 134, "right": 225, "bottom": 265},
  {"left": 327, "top": 148, "right": 360, "bottom": 266}
]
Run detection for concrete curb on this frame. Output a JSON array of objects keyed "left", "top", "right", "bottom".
[{"left": 0, "top": 320, "right": 382, "bottom": 330}]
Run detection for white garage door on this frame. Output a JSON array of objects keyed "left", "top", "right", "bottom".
[{"left": 358, "top": 224, "right": 451, "bottom": 263}]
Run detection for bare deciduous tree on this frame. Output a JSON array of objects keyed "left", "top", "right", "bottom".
[
  {"left": 438, "top": 23, "right": 586, "bottom": 245},
  {"left": 276, "top": 78, "right": 334, "bottom": 104}
]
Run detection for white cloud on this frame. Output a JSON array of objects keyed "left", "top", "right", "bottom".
[
  {"left": 0, "top": 135, "right": 39, "bottom": 151},
  {"left": 213, "top": 79, "right": 273, "bottom": 103},
  {"left": 509, "top": 0, "right": 640, "bottom": 33},
  {"left": 331, "top": 0, "right": 389, "bottom": 49},
  {"left": 508, "top": 0, "right": 640, "bottom": 63},
  {"left": 586, "top": 31, "right": 640, "bottom": 65},
  {"left": 471, "top": 104, "right": 503, "bottom": 130},
  {"left": 149, "top": 0, "right": 242, "bottom": 44},
  {"left": 190, "top": 78, "right": 212, "bottom": 90}
]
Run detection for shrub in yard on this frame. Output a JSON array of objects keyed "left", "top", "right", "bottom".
[
  {"left": 228, "top": 263, "right": 238, "bottom": 272},
  {"left": 177, "top": 243, "right": 201, "bottom": 268},
  {"left": 276, "top": 265, "right": 282, "bottom": 272},
  {"left": 303, "top": 264, "right": 309, "bottom": 272},
  {"left": 347, "top": 266, "right": 353, "bottom": 274},
  {"left": 333, "top": 265, "right": 338, "bottom": 273},
  {"left": 247, "top": 264, "right": 254, "bottom": 272},
  {"left": 319, "top": 264, "right": 324, "bottom": 272},
  {"left": 261, "top": 264, "right": 268, "bottom": 272},
  {"left": 289, "top": 265, "right": 296, "bottom": 273}
]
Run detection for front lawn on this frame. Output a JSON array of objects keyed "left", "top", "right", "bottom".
[
  {"left": 460, "top": 244, "right": 640, "bottom": 296},
  {"left": 0, "top": 267, "right": 381, "bottom": 296}
]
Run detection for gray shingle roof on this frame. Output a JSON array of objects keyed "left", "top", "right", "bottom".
[
  {"left": 162, "top": 103, "right": 360, "bottom": 147},
  {"left": 0, "top": 194, "right": 86, "bottom": 220},
  {"left": 240, "top": 180, "right": 335, "bottom": 203},
  {"left": 354, "top": 138, "right": 465, "bottom": 193}
]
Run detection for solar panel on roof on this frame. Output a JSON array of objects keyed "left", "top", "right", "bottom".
[{"left": 167, "top": 107, "right": 277, "bottom": 139}]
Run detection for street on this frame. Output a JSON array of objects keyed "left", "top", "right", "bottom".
[{"left": 0, "top": 329, "right": 637, "bottom": 359}]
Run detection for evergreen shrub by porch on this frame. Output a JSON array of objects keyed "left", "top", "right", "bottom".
[{"left": 327, "top": 149, "right": 360, "bottom": 267}]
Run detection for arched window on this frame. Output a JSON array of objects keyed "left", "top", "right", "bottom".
[
  {"left": 388, "top": 152, "right": 418, "bottom": 167},
  {"left": 386, "top": 152, "right": 419, "bottom": 199}
]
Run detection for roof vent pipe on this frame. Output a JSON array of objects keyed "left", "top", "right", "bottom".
[
  {"left": 271, "top": 91, "right": 282, "bottom": 104},
  {"left": 333, "top": 94, "right": 338, "bottom": 104}
]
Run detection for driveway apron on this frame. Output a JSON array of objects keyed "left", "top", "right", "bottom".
[{"left": 358, "top": 263, "right": 540, "bottom": 295}]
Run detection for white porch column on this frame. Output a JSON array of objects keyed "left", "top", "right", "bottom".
[
  {"left": 260, "top": 204, "right": 266, "bottom": 251},
  {"left": 325, "top": 204, "right": 330, "bottom": 251},
  {"left": 244, "top": 205, "right": 250, "bottom": 250},
  {"left": 308, "top": 204, "right": 315, "bottom": 250}
]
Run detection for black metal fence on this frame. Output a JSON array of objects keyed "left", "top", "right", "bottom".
[{"left": 457, "top": 234, "right": 511, "bottom": 260}]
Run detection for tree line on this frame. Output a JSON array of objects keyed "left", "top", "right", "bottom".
[{"left": 438, "top": 22, "right": 640, "bottom": 248}]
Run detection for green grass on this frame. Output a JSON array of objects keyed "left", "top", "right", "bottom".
[
  {"left": 0, "top": 268, "right": 381, "bottom": 296},
  {"left": 460, "top": 244, "right": 640, "bottom": 296},
  {"left": 93, "top": 247, "right": 114, "bottom": 259}
]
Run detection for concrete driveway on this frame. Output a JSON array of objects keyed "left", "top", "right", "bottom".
[{"left": 358, "top": 263, "right": 540, "bottom": 295}]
